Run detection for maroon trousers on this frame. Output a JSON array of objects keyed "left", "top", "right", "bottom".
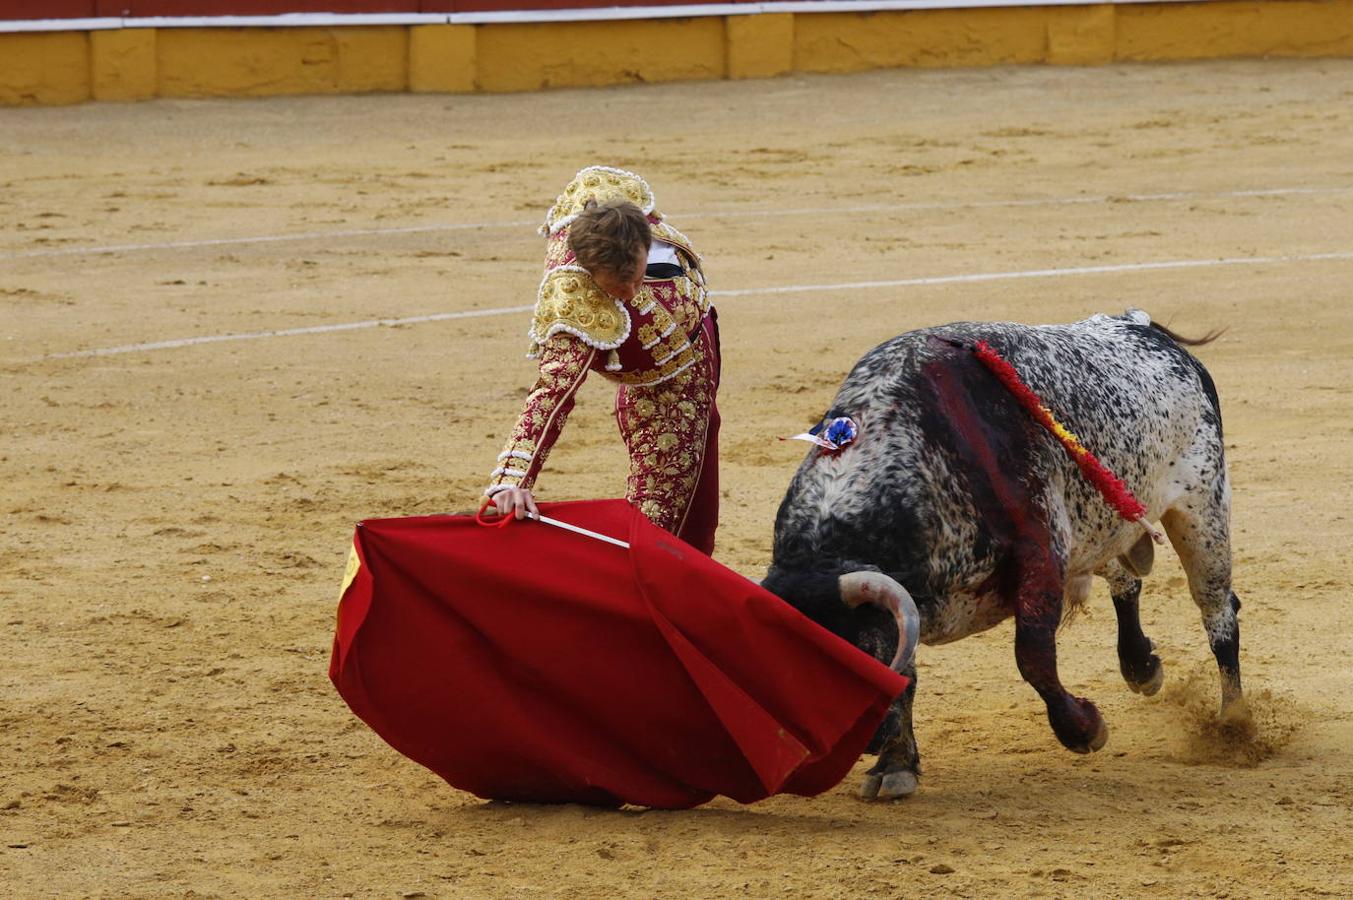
[{"left": 615, "top": 311, "right": 721, "bottom": 556}]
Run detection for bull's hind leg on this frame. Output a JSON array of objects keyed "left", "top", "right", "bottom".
[
  {"left": 1102, "top": 561, "right": 1165, "bottom": 696},
  {"left": 1161, "top": 489, "right": 1245, "bottom": 721},
  {"left": 1013, "top": 545, "right": 1109, "bottom": 754}
]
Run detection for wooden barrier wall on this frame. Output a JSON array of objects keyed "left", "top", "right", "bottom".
[{"left": 3, "top": 1, "right": 1353, "bottom": 105}]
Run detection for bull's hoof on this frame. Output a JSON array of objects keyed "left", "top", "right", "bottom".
[
  {"left": 1067, "top": 718, "right": 1110, "bottom": 754},
  {"left": 859, "top": 770, "right": 919, "bottom": 801},
  {"left": 1051, "top": 699, "right": 1109, "bottom": 754},
  {"left": 1126, "top": 656, "right": 1165, "bottom": 696},
  {"left": 1089, "top": 717, "right": 1109, "bottom": 752},
  {"left": 1220, "top": 696, "right": 1252, "bottom": 727}
]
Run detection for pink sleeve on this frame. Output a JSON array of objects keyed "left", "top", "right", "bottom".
[{"left": 485, "top": 334, "right": 597, "bottom": 495}]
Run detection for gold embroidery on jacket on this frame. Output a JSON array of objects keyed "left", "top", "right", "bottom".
[
  {"left": 488, "top": 336, "right": 596, "bottom": 491},
  {"left": 529, "top": 267, "right": 631, "bottom": 352},
  {"left": 543, "top": 167, "right": 656, "bottom": 235}
]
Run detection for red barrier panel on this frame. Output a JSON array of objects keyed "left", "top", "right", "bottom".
[
  {"left": 126, "top": 0, "right": 414, "bottom": 12},
  {"left": 0, "top": 0, "right": 744, "bottom": 18},
  {"left": 423, "top": 0, "right": 734, "bottom": 10},
  {"left": 2, "top": 0, "right": 95, "bottom": 18}
]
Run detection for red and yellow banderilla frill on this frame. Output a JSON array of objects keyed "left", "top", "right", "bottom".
[{"left": 969, "top": 339, "right": 1165, "bottom": 544}]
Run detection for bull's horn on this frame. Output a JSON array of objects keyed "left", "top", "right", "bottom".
[{"left": 839, "top": 571, "right": 920, "bottom": 673}]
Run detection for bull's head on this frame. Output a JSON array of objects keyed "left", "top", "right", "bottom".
[{"left": 762, "top": 566, "right": 920, "bottom": 674}]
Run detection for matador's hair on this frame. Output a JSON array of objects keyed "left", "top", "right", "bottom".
[{"left": 568, "top": 200, "right": 652, "bottom": 278}]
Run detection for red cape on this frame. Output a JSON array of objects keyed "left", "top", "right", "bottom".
[{"left": 329, "top": 499, "right": 907, "bottom": 809}]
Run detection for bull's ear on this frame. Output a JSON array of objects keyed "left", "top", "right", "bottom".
[{"left": 839, "top": 572, "right": 920, "bottom": 673}]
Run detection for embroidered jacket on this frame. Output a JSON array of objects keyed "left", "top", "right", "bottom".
[{"left": 486, "top": 166, "right": 713, "bottom": 497}]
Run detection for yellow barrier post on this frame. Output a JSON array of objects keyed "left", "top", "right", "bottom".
[
  {"left": 92, "top": 28, "right": 157, "bottom": 101},
  {"left": 727, "top": 12, "right": 794, "bottom": 79},
  {"left": 410, "top": 23, "right": 477, "bottom": 93}
]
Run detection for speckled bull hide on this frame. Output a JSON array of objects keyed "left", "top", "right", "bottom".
[{"left": 762, "top": 309, "right": 1244, "bottom": 800}]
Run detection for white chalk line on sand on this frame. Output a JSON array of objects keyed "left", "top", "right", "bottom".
[
  {"left": 38, "top": 249, "right": 1353, "bottom": 361},
  {"left": 3, "top": 220, "right": 539, "bottom": 261},
  {"left": 42, "top": 304, "right": 538, "bottom": 359},
  {"left": 714, "top": 250, "right": 1353, "bottom": 296},
  {"left": 5, "top": 184, "right": 1351, "bottom": 261}
]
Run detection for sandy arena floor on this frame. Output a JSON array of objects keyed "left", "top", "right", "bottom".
[{"left": 3, "top": 59, "right": 1353, "bottom": 897}]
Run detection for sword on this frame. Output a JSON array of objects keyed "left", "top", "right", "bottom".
[{"left": 476, "top": 500, "right": 630, "bottom": 549}]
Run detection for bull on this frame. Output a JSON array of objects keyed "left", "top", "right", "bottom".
[{"left": 761, "top": 309, "right": 1244, "bottom": 799}]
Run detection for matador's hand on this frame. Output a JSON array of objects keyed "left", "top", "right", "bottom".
[{"left": 490, "top": 487, "right": 539, "bottom": 521}]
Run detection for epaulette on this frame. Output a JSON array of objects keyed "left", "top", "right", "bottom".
[
  {"left": 527, "top": 266, "right": 632, "bottom": 363},
  {"left": 542, "top": 166, "right": 657, "bottom": 236}
]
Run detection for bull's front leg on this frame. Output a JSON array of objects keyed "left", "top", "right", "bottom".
[
  {"left": 861, "top": 664, "right": 920, "bottom": 800},
  {"left": 837, "top": 571, "right": 923, "bottom": 800},
  {"left": 1014, "top": 558, "right": 1109, "bottom": 754}
]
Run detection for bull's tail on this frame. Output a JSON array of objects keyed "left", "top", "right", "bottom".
[
  {"left": 1124, "top": 307, "right": 1225, "bottom": 346},
  {"left": 1151, "top": 321, "right": 1226, "bottom": 346}
]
